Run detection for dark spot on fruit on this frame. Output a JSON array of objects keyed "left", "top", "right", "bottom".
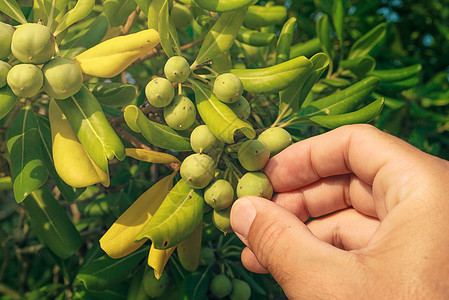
[{"left": 163, "top": 241, "right": 168, "bottom": 247}]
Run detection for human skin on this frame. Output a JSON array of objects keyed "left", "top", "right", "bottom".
[{"left": 230, "top": 124, "right": 449, "bottom": 299}]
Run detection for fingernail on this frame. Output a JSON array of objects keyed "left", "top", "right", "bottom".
[{"left": 231, "top": 198, "right": 256, "bottom": 240}]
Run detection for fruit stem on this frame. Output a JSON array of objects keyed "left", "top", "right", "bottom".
[{"left": 202, "top": 66, "right": 219, "bottom": 77}]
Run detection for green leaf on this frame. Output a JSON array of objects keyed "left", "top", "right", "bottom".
[
  {"left": 192, "top": 9, "right": 247, "bottom": 68},
  {"left": 124, "top": 105, "right": 191, "bottom": 151},
  {"left": 340, "top": 56, "right": 376, "bottom": 79},
  {"left": 277, "top": 53, "right": 329, "bottom": 122},
  {"left": 35, "top": 115, "right": 84, "bottom": 203},
  {"left": 309, "top": 98, "right": 385, "bottom": 129},
  {"left": 77, "top": 247, "right": 147, "bottom": 290},
  {"left": 147, "top": 0, "right": 163, "bottom": 30},
  {"left": 314, "top": 0, "right": 333, "bottom": 15},
  {"left": 158, "top": 0, "right": 181, "bottom": 57},
  {"left": 378, "top": 76, "right": 420, "bottom": 93},
  {"left": 236, "top": 27, "right": 276, "bottom": 47},
  {"left": 31, "top": 0, "right": 69, "bottom": 28},
  {"left": 6, "top": 106, "right": 47, "bottom": 203},
  {"left": 276, "top": 17, "right": 297, "bottom": 64},
  {"left": 88, "top": 82, "right": 137, "bottom": 107},
  {"left": 59, "top": 15, "right": 109, "bottom": 59},
  {"left": 369, "top": 64, "right": 422, "bottom": 82},
  {"left": 347, "top": 23, "right": 387, "bottom": 59},
  {"left": 55, "top": 85, "right": 126, "bottom": 173},
  {"left": 104, "top": 0, "right": 136, "bottom": 27},
  {"left": 0, "top": 86, "right": 17, "bottom": 120},
  {"left": 316, "top": 13, "right": 333, "bottom": 60},
  {"left": 230, "top": 55, "right": 312, "bottom": 94},
  {"left": 54, "top": 0, "right": 95, "bottom": 36},
  {"left": 290, "top": 38, "right": 321, "bottom": 59},
  {"left": 244, "top": 5, "right": 287, "bottom": 29},
  {"left": 179, "top": 265, "right": 213, "bottom": 300},
  {"left": 228, "top": 261, "right": 266, "bottom": 295},
  {"left": 23, "top": 185, "right": 82, "bottom": 258},
  {"left": 193, "top": 0, "right": 257, "bottom": 12},
  {"left": 301, "top": 76, "right": 381, "bottom": 116},
  {"left": 191, "top": 80, "right": 255, "bottom": 144},
  {"left": 135, "top": 180, "right": 204, "bottom": 250},
  {"left": 135, "top": 0, "right": 151, "bottom": 16},
  {"left": 0, "top": 0, "right": 27, "bottom": 23},
  {"left": 332, "top": 0, "right": 344, "bottom": 47}
]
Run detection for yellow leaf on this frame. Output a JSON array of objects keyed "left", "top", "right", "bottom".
[
  {"left": 99, "top": 172, "right": 176, "bottom": 258},
  {"left": 126, "top": 148, "right": 181, "bottom": 164},
  {"left": 148, "top": 243, "right": 176, "bottom": 279}
]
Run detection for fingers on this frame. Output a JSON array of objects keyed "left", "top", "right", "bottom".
[
  {"left": 306, "top": 209, "right": 380, "bottom": 250},
  {"left": 230, "top": 196, "right": 361, "bottom": 298},
  {"left": 272, "top": 174, "right": 376, "bottom": 221},
  {"left": 240, "top": 247, "right": 268, "bottom": 274}
]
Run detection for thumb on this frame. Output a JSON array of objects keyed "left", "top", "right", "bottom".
[{"left": 230, "top": 196, "right": 363, "bottom": 299}]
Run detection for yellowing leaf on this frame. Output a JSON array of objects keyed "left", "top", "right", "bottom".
[
  {"left": 126, "top": 148, "right": 181, "bottom": 164},
  {"left": 99, "top": 173, "right": 175, "bottom": 258},
  {"left": 148, "top": 243, "right": 176, "bottom": 279}
]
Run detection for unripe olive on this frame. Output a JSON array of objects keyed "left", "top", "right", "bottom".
[
  {"left": 228, "top": 96, "right": 250, "bottom": 121},
  {"left": 11, "top": 23, "right": 55, "bottom": 64},
  {"left": 213, "top": 73, "right": 243, "bottom": 103},
  {"left": 0, "top": 61, "right": 11, "bottom": 88},
  {"left": 143, "top": 269, "right": 170, "bottom": 298},
  {"left": 199, "top": 246, "right": 215, "bottom": 266},
  {"left": 164, "top": 56, "right": 190, "bottom": 83},
  {"left": 212, "top": 207, "right": 232, "bottom": 234},
  {"left": 237, "top": 139, "right": 270, "bottom": 171},
  {"left": 42, "top": 57, "right": 83, "bottom": 99},
  {"left": 145, "top": 77, "right": 174, "bottom": 107},
  {"left": 170, "top": 3, "right": 193, "bottom": 29},
  {"left": 164, "top": 95, "right": 196, "bottom": 130},
  {"left": 204, "top": 179, "right": 234, "bottom": 210},
  {"left": 210, "top": 274, "right": 232, "bottom": 299},
  {"left": 180, "top": 153, "right": 215, "bottom": 189},
  {"left": 236, "top": 172, "right": 273, "bottom": 199},
  {"left": 7, "top": 64, "right": 43, "bottom": 98},
  {"left": 0, "top": 22, "right": 14, "bottom": 60},
  {"left": 190, "top": 125, "right": 223, "bottom": 154},
  {"left": 230, "top": 279, "right": 251, "bottom": 300},
  {"left": 258, "top": 127, "right": 292, "bottom": 156}
]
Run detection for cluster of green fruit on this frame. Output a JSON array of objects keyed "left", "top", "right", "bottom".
[
  {"left": 144, "top": 55, "right": 292, "bottom": 234},
  {"left": 0, "top": 22, "right": 83, "bottom": 99}
]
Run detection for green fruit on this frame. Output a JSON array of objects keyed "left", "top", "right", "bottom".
[
  {"left": 42, "top": 57, "right": 83, "bottom": 99},
  {"left": 258, "top": 127, "right": 292, "bottom": 156},
  {"left": 237, "top": 139, "right": 270, "bottom": 171},
  {"left": 0, "top": 61, "right": 11, "bottom": 88},
  {"left": 199, "top": 246, "right": 215, "bottom": 266},
  {"left": 213, "top": 73, "right": 243, "bottom": 103},
  {"left": 0, "top": 22, "right": 14, "bottom": 60},
  {"left": 230, "top": 279, "right": 251, "bottom": 300},
  {"left": 212, "top": 207, "right": 232, "bottom": 234},
  {"left": 190, "top": 125, "right": 223, "bottom": 154},
  {"left": 228, "top": 96, "right": 250, "bottom": 120},
  {"left": 11, "top": 23, "right": 55, "bottom": 64},
  {"left": 145, "top": 77, "right": 174, "bottom": 107},
  {"left": 143, "top": 269, "right": 170, "bottom": 298},
  {"left": 163, "top": 95, "right": 196, "bottom": 130},
  {"left": 210, "top": 274, "right": 232, "bottom": 299},
  {"left": 236, "top": 172, "right": 273, "bottom": 199},
  {"left": 180, "top": 153, "right": 215, "bottom": 189},
  {"left": 164, "top": 56, "right": 190, "bottom": 83},
  {"left": 7, "top": 64, "right": 43, "bottom": 98},
  {"left": 170, "top": 3, "right": 193, "bottom": 29},
  {"left": 204, "top": 179, "right": 234, "bottom": 210}
]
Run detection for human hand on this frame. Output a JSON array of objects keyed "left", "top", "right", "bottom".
[{"left": 230, "top": 124, "right": 449, "bottom": 299}]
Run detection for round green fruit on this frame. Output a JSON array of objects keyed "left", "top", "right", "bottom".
[
  {"left": 0, "top": 61, "right": 11, "bottom": 88},
  {"left": 199, "top": 247, "right": 215, "bottom": 266},
  {"left": 237, "top": 139, "right": 270, "bottom": 171},
  {"left": 145, "top": 77, "right": 174, "bottom": 107},
  {"left": 230, "top": 279, "right": 251, "bottom": 300},
  {"left": 236, "top": 172, "right": 273, "bottom": 199},
  {"left": 258, "top": 127, "right": 292, "bottom": 156},
  {"left": 213, "top": 73, "right": 243, "bottom": 103},
  {"left": 180, "top": 153, "right": 215, "bottom": 189},
  {"left": 0, "top": 22, "right": 14, "bottom": 60},
  {"left": 7, "top": 64, "right": 43, "bottom": 98},
  {"left": 164, "top": 56, "right": 190, "bottom": 83},
  {"left": 204, "top": 179, "right": 234, "bottom": 210},
  {"left": 11, "top": 23, "right": 55, "bottom": 64},
  {"left": 170, "top": 3, "right": 193, "bottom": 29},
  {"left": 42, "top": 57, "right": 83, "bottom": 99},
  {"left": 143, "top": 269, "right": 170, "bottom": 298},
  {"left": 212, "top": 207, "right": 232, "bottom": 234},
  {"left": 210, "top": 274, "right": 232, "bottom": 299},
  {"left": 164, "top": 95, "right": 196, "bottom": 130},
  {"left": 190, "top": 125, "right": 223, "bottom": 153},
  {"left": 228, "top": 96, "right": 250, "bottom": 120}
]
